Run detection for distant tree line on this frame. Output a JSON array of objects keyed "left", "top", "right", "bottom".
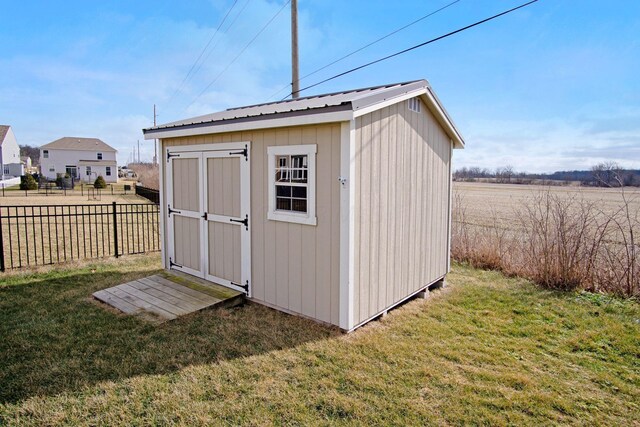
[
  {"left": 454, "top": 162, "right": 640, "bottom": 187},
  {"left": 19, "top": 145, "right": 40, "bottom": 166}
]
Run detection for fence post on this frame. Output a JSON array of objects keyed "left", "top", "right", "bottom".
[
  {"left": 112, "top": 201, "right": 119, "bottom": 258},
  {"left": 0, "top": 207, "right": 4, "bottom": 272}
]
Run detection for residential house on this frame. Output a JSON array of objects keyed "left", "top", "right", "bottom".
[
  {"left": 40, "top": 137, "right": 118, "bottom": 183},
  {"left": 0, "top": 125, "right": 23, "bottom": 180}
]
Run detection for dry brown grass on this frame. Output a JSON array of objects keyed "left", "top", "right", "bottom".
[{"left": 452, "top": 182, "right": 640, "bottom": 297}]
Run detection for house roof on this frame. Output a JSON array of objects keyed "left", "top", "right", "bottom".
[
  {"left": 0, "top": 125, "right": 10, "bottom": 145},
  {"left": 143, "top": 79, "right": 465, "bottom": 148},
  {"left": 41, "top": 137, "right": 117, "bottom": 152}
]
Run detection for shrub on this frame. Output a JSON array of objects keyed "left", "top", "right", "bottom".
[
  {"left": 451, "top": 187, "right": 639, "bottom": 297},
  {"left": 94, "top": 175, "right": 107, "bottom": 189},
  {"left": 19, "top": 174, "right": 38, "bottom": 190}
]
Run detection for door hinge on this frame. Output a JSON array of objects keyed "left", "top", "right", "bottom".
[
  {"left": 229, "top": 144, "right": 248, "bottom": 161},
  {"left": 168, "top": 205, "right": 182, "bottom": 217},
  {"left": 230, "top": 214, "right": 248, "bottom": 230},
  {"left": 167, "top": 151, "right": 180, "bottom": 162},
  {"left": 201, "top": 212, "right": 208, "bottom": 220},
  {"left": 230, "top": 280, "right": 249, "bottom": 294},
  {"left": 169, "top": 258, "right": 183, "bottom": 269}
]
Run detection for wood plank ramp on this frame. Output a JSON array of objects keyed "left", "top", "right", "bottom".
[{"left": 92, "top": 273, "right": 244, "bottom": 322}]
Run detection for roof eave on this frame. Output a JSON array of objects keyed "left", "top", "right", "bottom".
[{"left": 143, "top": 105, "right": 354, "bottom": 140}]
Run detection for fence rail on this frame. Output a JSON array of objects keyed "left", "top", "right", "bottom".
[
  {"left": 0, "top": 202, "right": 160, "bottom": 271},
  {"left": 135, "top": 185, "right": 160, "bottom": 204}
]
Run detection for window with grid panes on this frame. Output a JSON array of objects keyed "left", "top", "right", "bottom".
[{"left": 267, "top": 144, "right": 317, "bottom": 225}]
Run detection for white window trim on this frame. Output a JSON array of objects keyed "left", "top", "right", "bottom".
[
  {"left": 267, "top": 144, "right": 317, "bottom": 226},
  {"left": 43, "top": 150, "right": 49, "bottom": 158}
]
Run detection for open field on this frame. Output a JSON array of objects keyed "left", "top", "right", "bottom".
[
  {"left": 454, "top": 181, "right": 640, "bottom": 230},
  {"left": 1, "top": 254, "right": 638, "bottom": 425},
  {"left": 452, "top": 182, "right": 640, "bottom": 296}
]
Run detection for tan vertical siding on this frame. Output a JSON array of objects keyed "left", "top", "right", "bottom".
[
  {"left": 353, "top": 98, "right": 452, "bottom": 326},
  {"left": 164, "top": 123, "right": 342, "bottom": 327},
  {"left": 174, "top": 216, "right": 200, "bottom": 271}
]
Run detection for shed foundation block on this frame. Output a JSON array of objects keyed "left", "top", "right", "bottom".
[{"left": 417, "top": 289, "right": 430, "bottom": 299}]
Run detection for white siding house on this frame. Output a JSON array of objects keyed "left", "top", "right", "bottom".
[
  {"left": 0, "top": 125, "right": 23, "bottom": 180},
  {"left": 40, "top": 137, "right": 118, "bottom": 183},
  {"left": 143, "top": 80, "right": 464, "bottom": 331}
]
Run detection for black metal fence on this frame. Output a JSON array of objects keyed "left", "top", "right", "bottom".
[
  {"left": 0, "top": 202, "right": 160, "bottom": 271},
  {"left": 135, "top": 185, "right": 160, "bottom": 204}
]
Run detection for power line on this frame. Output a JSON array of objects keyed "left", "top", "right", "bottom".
[
  {"left": 285, "top": 0, "right": 539, "bottom": 99},
  {"left": 267, "top": 0, "right": 462, "bottom": 101},
  {"left": 190, "top": 0, "right": 253, "bottom": 86},
  {"left": 183, "top": 0, "right": 291, "bottom": 112},
  {"left": 167, "top": 0, "right": 240, "bottom": 105}
]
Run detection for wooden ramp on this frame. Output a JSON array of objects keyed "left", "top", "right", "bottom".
[{"left": 93, "top": 272, "right": 244, "bottom": 322}]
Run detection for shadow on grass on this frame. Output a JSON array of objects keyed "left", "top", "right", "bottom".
[{"left": 0, "top": 265, "right": 340, "bottom": 404}]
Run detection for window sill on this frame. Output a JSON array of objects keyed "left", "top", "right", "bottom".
[{"left": 268, "top": 211, "right": 317, "bottom": 226}]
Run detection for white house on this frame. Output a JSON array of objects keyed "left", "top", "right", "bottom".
[
  {"left": 0, "top": 125, "right": 23, "bottom": 180},
  {"left": 40, "top": 137, "right": 118, "bottom": 183},
  {"left": 143, "top": 79, "right": 464, "bottom": 331}
]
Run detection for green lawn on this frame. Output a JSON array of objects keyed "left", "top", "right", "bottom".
[{"left": 1, "top": 255, "right": 638, "bottom": 425}]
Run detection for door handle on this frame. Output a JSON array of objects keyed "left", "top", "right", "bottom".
[{"left": 201, "top": 212, "right": 208, "bottom": 220}]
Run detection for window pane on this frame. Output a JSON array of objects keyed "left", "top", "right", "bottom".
[
  {"left": 276, "top": 185, "right": 292, "bottom": 197},
  {"left": 292, "top": 186, "right": 307, "bottom": 198},
  {"left": 276, "top": 169, "right": 290, "bottom": 182},
  {"left": 276, "top": 198, "right": 291, "bottom": 211},
  {"left": 291, "top": 199, "right": 307, "bottom": 212}
]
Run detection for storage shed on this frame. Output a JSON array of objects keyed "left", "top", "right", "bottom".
[{"left": 143, "top": 79, "right": 464, "bottom": 331}]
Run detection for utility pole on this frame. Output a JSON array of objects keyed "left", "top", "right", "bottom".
[
  {"left": 153, "top": 104, "right": 158, "bottom": 165},
  {"left": 291, "top": 0, "right": 299, "bottom": 99},
  {"left": 137, "top": 140, "right": 141, "bottom": 163}
]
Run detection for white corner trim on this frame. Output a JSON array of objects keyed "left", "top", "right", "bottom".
[
  {"left": 159, "top": 139, "right": 166, "bottom": 269},
  {"left": 339, "top": 120, "right": 356, "bottom": 330},
  {"left": 266, "top": 144, "right": 317, "bottom": 226}
]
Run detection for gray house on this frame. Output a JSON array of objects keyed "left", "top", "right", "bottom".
[{"left": 143, "top": 80, "right": 464, "bottom": 331}]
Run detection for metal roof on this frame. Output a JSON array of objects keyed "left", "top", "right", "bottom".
[
  {"left": 41, "top": 137, "right": 117, "bottom": 152},
  {"left": 149, "top": 80, "right": 426, "bottom": 130},
  {"left": 144, "top": 79, "right": 465, "bottom": 148}
]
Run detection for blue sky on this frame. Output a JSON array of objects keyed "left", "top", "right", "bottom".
[{"left": 1, "top": 0, "right": 638, "bottom": 172}]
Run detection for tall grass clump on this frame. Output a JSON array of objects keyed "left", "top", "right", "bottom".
[{"left": 452, "top": 187, "right": 639, "bottom": 297}]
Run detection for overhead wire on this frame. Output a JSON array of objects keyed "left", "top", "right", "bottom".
[
  {"left": 167, "top": 0, "right": 240, "bottom": 106},
  {"left": 189, "top": 0, "right": 253, "bottom": 86},
  {"left": 183, "top": 0, "right": 291, "bottom": 112},
  {"left": 266, "top": 0, "right": 462, "bottom": 101},
  {"left": 284, "top": 0, "right": 539, "bottom": 99}
]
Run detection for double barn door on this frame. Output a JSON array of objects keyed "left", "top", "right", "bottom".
[{"left": 166, "top": 142, "right": 251, "bottom": 295}]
